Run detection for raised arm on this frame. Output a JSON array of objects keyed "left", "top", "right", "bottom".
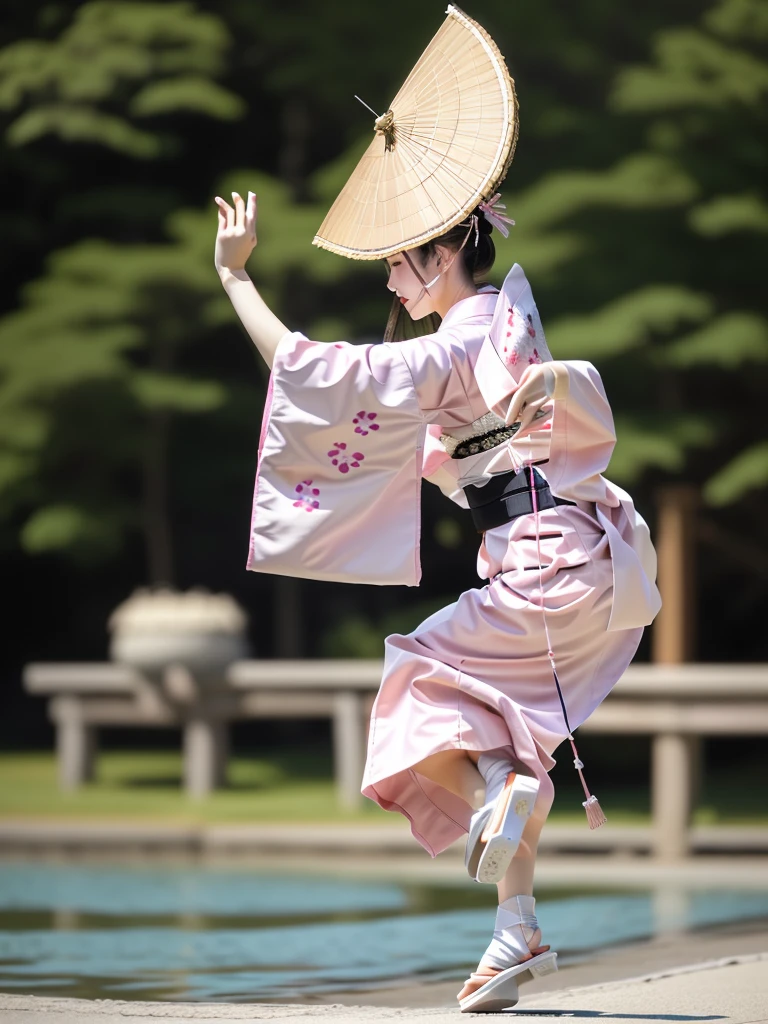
[{"left": 214, "top": 191, "right": 289, "bottom": 368}]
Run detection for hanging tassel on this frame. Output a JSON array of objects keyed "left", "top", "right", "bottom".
[
  {"left": 583, "top": 795, "right": 607, "bottom": 830},
  {"left": 529, "top": 464, "right": 607, "bottom": 830},
  {"left": 568, "top": 737, "right": 606, "bottom": 829}
]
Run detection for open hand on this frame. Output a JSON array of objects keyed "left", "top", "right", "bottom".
[
  {"left": 505, "top": 363, "right": 555, "bottom": 432},
  {"left": 214, "top": 191, "right": 257, "bottom": 273}
]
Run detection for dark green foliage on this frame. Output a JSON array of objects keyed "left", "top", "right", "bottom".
[
  {"left": 523, "top": 0, "right": 768, "bottom": 499},
  {"left": 0, "top": 0, "right": 765, "bottom": 687}
]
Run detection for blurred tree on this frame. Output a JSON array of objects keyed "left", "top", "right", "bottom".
[
  {"left": 499, "top": 0, "right": 768, "bottom": 507},
  {"left": 0, "top": 0, "right": 765, "bottom": 679},
  {"left": 0, "top": 1, "right": 245, "bottom": 311},
  {"left": 0, "top": 162, "right": 373, "bottom": 582},
  {"left": 0, "top": 0, "right": 243, "bottom": 582},
  {"left": 0, "top": 1, "right": 244, "bottom": 156},
  {"left": 0, "top": 220, "right": 226, "bottom": 581}
]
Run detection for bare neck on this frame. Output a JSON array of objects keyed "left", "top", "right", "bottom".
[{"left": 434, "top": 275, "right": 479, "bottom": 319}]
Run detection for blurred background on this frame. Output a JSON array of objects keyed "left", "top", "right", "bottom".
[
  {"left": 0, "top": 0, "right": 766, "bottom": 814},
  {"left": 0, "top": 0, "right": 767, "bottom": 1006}
]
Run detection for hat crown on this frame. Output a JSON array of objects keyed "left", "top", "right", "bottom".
[{"left": 313, "top": 5, "right": 519, "bottom": 261}]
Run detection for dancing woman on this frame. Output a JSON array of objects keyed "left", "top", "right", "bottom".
[{"left": 214, "top": 8, "right": 660, "bottom": 1012}]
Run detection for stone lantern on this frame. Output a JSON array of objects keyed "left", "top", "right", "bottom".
[
  {"left": 108, "top": 587, "right": 249, "bottom": 681},
  {"left": 107, "top": 587, "right": 249, "bottom": 796}
]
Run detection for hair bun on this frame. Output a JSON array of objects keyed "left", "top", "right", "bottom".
[{"left": 475, "top": 208, "right": 494, "bottom": 235}]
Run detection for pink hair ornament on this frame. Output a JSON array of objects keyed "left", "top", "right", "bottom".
[{"left": 478, "top": 193, "right": 516, "bottom": 237}]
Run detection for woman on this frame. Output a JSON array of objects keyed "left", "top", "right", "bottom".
[{"left": 214, "top": 188, "right": 661, "bottom": 1012}]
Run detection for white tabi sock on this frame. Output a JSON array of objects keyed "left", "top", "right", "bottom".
[
  {"left": 477, "top": 752, "right": 515, "bottom": 805},
  {"left": 480, "top": 894, "right": 542, "bottom": 972}
]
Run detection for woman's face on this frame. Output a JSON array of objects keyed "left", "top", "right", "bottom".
[{"left": 385, "top": 250, "right": 441, "bottom": 319}]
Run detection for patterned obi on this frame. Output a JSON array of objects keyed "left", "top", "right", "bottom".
[{"left": 440, "top": 412, "right": 519, "bottom": 460}]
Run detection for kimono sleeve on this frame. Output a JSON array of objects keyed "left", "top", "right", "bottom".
[
  {"left": 545, "top": 360, "right": 618, "bottom": 502},
  {"left": 396, "top": 329, "right": 484, "bottom": 428},
  {"left": 247, "top": 332, "right": 426, "bottom": 586},
  {"left": 545, "top": 360, "right": 662, "bottom": 631},
  {"left": 469, "top": 264, "right": 616, "bottom": 493}
]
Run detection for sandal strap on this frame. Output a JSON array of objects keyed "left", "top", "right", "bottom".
[{"left": 481, "top": 896, "right": 542, "bottom": 972}]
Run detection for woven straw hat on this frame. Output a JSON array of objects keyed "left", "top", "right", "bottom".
[{"left": 313, "top": 5, "right": 518, "bottom": 261}]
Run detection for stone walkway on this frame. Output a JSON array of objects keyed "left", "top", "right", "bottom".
[{"left": 1, "top": 951, "right": 766, "bottom": 1024}]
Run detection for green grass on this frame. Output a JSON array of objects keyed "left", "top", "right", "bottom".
[
  {"left": 0, "top": 750, "right": 391, "bottom": 825},
  {"left": 0, "top": 750, "right": 764, "bottom": 826}
]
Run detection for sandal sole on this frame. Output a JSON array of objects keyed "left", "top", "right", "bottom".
[
  {"left": 474, "top": 775, "right": 539, "bottom": 883},
  {"left": 459, "top": 951, "right": 558, "bottom": 1013}
]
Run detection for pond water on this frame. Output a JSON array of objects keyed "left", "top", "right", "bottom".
[{"left": 1, "top": 861, "right": 767, "bottom": 1002}]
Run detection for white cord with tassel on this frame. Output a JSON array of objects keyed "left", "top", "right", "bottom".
[{"left": 528, "top": 463, "right": 606, "bottom": 829}]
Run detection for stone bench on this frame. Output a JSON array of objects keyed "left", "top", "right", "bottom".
[{"left": 23, "top": 660, "right": 768, "bottom": 859}]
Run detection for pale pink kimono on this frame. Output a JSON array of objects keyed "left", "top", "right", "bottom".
[{"left": 248, "top": 264, "right": 661, "bottom": 856}]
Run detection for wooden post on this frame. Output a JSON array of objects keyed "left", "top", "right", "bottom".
[
  {"left": 275, "top": 577, "right": 302, "bottom": 657},
  {"left": 651, "top": 486, "right": 699, "bottom": 858},
  {"left": 652, "top": 486, "right": 697, "bottom": 663},
  {"left": 54, "top": 697, "right": 97, "bottom": 790},
  {"left": 652, "top": 732, "right": 692, "bottom": 859},
  {"left": 183, "top": 715, "right": 227, "bottom": 799},
  {"left": 333, "top": 690, "right": 365, "bottom": 809}
]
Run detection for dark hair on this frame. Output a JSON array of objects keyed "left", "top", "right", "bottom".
[
  {"left": 415, "top": 208, "right": 496, "bottom": 281},
  {"left": 381, "top": 207, "right": 496, "bottom": 343}
]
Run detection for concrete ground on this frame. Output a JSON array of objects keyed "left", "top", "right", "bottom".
[{"left": 1, "top": 916, "right": 766, "bottom": 1024}]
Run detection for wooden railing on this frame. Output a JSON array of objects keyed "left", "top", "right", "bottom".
[{"left": 23, "top": 660, "right": 768, "bottom": 859}]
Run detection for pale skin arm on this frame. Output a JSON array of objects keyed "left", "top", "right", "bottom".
[{"left": 214, "top": 191, "right": 288, "bottom": 369}]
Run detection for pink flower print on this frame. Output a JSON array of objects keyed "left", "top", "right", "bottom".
[
  {"left": 526, "top": 313, "right": 536, "bottom": 338},
  {"left": 502, "top": 332, "right": 519, "bottom": 364},
  {"left": 293, "top": 480, "right": 320, "bottom": 511},
  {"left": 353, "top": 411, "right": 380, "bottom": 436},
  {"left": 328, "top": 442, "right": 365, "bottom": 474},
  {"left": 528, "top": 348, "right": 542, "bottom": 364}
]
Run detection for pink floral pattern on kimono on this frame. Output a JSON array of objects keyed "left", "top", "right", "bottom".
[
  {"left": 248, "top": 336, "right": 424, "bottom": 585},
  {"left": 353, "top": 411, "right": 380, "bottom": 435},
  {"left": 327, "top": 442, "right": 365, "bottom": 473},
  {"left": 293, "top": 480, "right": 320, "bottom": 511},
  {"left": 501, "top": 302, "right": 545, "bottom": 367}
]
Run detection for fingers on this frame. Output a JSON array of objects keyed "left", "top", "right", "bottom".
[
  {"left": 232, "top": 191, "right": 245, "bottom": 230},
  {"left": 518, "top": 398, "right": 552, "bottom": 432},
  {"left": 507, "top": 388, "right": 552, "bottom": 431},
  {"left": 521, "top": 395, "right": 548, "bottom": 426},
  {"left": 214, "top": 196, "right": 234, "bottom": 230},
  {"left": 506, "top": 390, "right": 523, "bottom": 426},
  {"left": 506, "top": 364, "right": 551, "bottom": 427},
  {"left": 214, "top": 193, "right": 257, "bottom": 239},
  {"left": 506, "top": 381, "right": 534, "bottom": 425},
  {"left": 246, "top": 191, "right": 257, "bottom": 239}
]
